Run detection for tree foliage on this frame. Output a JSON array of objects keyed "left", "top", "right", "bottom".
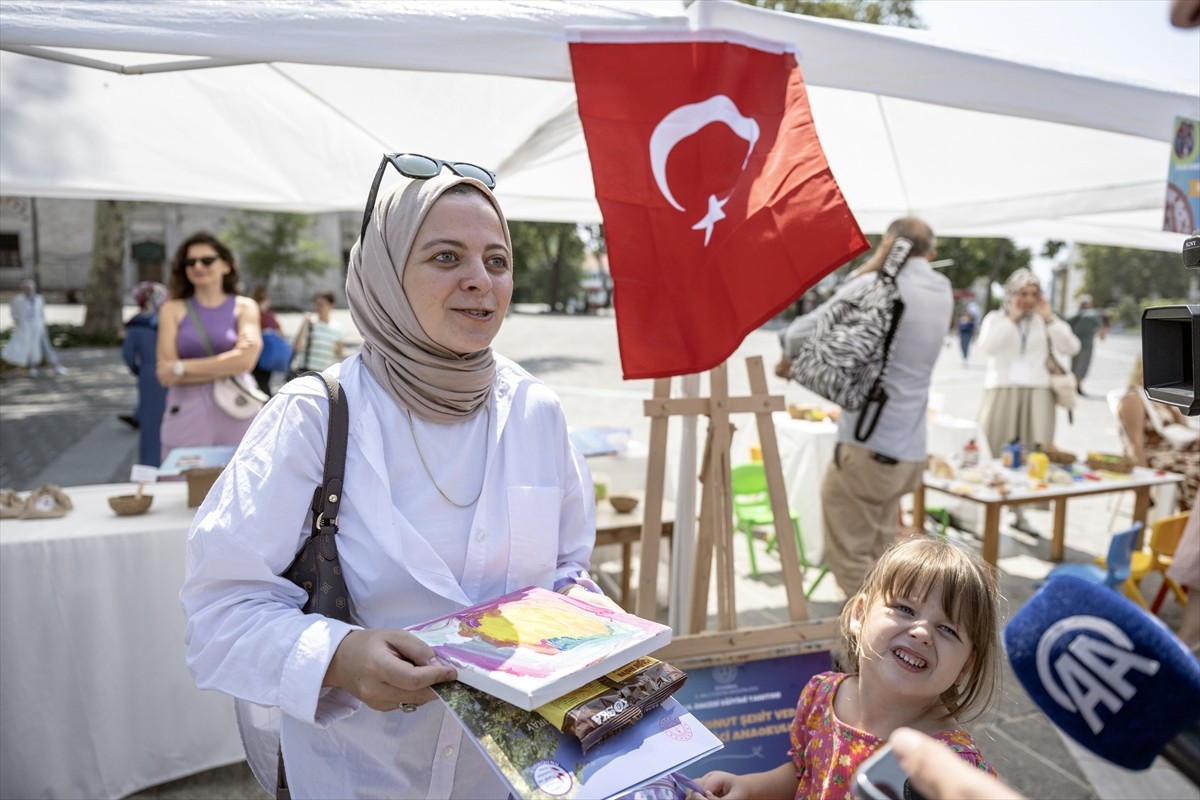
[
  {"left": 731, "top": 0, "right": 923, "bottom": 27},
  {"left": 224, "top": 212, "right": 337, "bottom": 288},
  {"left": 1074, "top": 245, "right": 1189, "bottom": 307},
  {"left": 936, "top": 238, "right": 1032, "bottom": 311},
  {"left": 509, "top": 221, "right": 588, "bottom": 310},
  {"left": 805, "top": 236, "right": 1030, "bottom": 315}
]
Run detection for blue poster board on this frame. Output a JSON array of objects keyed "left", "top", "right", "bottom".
[{"left": 671, "top": 650, "right": 833, "bottom": 776}]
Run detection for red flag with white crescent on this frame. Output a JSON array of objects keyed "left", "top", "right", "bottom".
[{"left": 569, "top": 31, "right": 868, "bottom": 380}]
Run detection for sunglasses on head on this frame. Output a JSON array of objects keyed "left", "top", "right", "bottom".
[
  {"left": 359, "top": 152, "right": 497, "bottom": 242},
  {"left": 183, "top": 256, "right": 219, "bottom": 268}
]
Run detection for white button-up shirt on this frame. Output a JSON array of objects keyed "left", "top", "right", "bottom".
[{"left": 182, "top": 354, "right": 595, "bottom": 798}]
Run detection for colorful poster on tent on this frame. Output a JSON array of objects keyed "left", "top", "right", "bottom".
[{"left": 1165, "top": 116, "right": 1199, "bottom": 234}]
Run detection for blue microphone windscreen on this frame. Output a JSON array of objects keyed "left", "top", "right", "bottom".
[{"left": 1004, "top": 575, "right": 1200, "bottom": 770}]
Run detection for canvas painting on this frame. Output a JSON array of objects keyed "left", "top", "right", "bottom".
[{"left": 408, "top": 586, "right": 671, "bottom": 710}]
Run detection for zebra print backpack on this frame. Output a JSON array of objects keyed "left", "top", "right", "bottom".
[{"left": 788, "top": 237, "right": 913, "bottom": 442}]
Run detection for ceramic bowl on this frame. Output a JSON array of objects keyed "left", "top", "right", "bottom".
[
  {"left": 108, "top": 494, "right": 153, "bottom": 516},
  {"left": 608, "top": 494, "right": 639, "bottom": 513}
]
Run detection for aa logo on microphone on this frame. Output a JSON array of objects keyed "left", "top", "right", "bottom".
[{"left": 1036, "top": 615, "right": 1159, "bottom": 734}]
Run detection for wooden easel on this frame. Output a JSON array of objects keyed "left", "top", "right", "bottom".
[{"left": 635, "top": 355, "right": 840, "bottom": 668}]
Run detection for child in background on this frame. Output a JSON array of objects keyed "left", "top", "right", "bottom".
[
  {"left": 290, "top": 289, "right": 345, "bottom": 374},
  {"left": 690, "top": 537, "right": 1001, "bottom": 800}
]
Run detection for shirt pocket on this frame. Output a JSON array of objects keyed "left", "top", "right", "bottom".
[{"left": 506, "top": 486, "right": 562, "bottom": 590}]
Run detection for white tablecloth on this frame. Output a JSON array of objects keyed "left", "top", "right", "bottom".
[{"left": 0, "top": 482, "right": 244, "bottom": 800}]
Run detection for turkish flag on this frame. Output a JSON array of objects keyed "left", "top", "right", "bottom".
[{"left": 570, "top": 34, "right": 868, "bottom": 380}]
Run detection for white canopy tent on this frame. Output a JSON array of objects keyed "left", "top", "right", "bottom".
[{"left": 1, "top": 0, "right": 1197, "bottom": 251}]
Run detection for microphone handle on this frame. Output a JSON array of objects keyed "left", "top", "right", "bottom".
[{"left": 1161, "top": 722, "right": 1200, "bottom": 788}]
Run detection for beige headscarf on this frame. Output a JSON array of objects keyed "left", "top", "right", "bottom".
[
  {"left": 1002, "top": 268, "right": 1041, "bottom": 316},
  {"left": 345, "top": 170, "right": 512, "bottom": 423}
]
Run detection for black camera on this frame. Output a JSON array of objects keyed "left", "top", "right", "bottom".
[{"left": 1142, "top": 230, "right": 1200, "bottom": 416}]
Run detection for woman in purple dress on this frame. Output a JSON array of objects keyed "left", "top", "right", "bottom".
[{"left": 155, "top": 232, "right": 262, "bottom": 461}]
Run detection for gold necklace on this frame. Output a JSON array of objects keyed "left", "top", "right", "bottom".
[{"left": 405, "top": 405, "right": 489, "bottom": 508}]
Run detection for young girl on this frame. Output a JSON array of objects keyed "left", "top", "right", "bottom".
[{"left": 692, "top": 537, "right": 1001, "bottom": 800}]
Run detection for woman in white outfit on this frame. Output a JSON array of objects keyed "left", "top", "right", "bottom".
[
  {"left": 976, "top": 268, "right": 1080, "bottom": 457},
  {"left": 2, "top": 279, "right": 66, "bottom": 376},
  {"left": 976, "top": 269, "right": 1080, "bottom": 534},
  {"left": 181, "top": 155, "right": 605, "bottom": 799}
]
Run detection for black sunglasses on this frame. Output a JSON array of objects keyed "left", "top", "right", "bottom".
[
  {"left": 359, "top": 153, "right": 497, "bottom": 242},
  {"left": 182, "top": 256, "right": 219, "bottom": 268}
]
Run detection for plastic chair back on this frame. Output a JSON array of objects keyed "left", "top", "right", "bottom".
[
  {"left": 731, "top": 461, "right": 769, "bottom": 495},
  {"left": 1101, "top": 522, "right": 1140, "bottom": 588},
  {"left": 1148, "top": 511, "right": 1191, "bottom": 612},
  {"left": 1150, "top": 511, "right": 1190, "bottom": 559},
  {"left": 1047, "top": 521, "right": 1142, "bottom": 591}
]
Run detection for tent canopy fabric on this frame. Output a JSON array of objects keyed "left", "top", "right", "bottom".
[{"left": 1, "top": 0, "right": 1196, "bottom": 251}]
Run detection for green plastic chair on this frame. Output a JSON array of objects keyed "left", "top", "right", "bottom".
[
  {"left": 926, "top": 506, "right": 951, "bottom": 539},
  {"left": 730, "top": 462, "right": 830, "bottom": 597}
]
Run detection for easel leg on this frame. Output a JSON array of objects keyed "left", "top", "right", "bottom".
[
  {"left": 708, "top": 363, "right": 736, "bottom": 631},
  {"left": 746, "top": 356, "right": 811, "bottom": 621},
  {"left": 635, "top": 378, "right": 671, "bottom": 620}
]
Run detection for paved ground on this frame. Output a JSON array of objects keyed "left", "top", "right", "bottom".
[{"left": 0, "top": 306, "right": 1193, "bottom": 799}]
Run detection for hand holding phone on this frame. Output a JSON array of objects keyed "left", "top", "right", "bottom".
[{"left": 853, "top": 743, "right": 929, "bottom": 800}]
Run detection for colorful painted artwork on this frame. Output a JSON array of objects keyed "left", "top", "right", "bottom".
[{"left": 408, "top": 586, "right": 671, "bottom": 710}]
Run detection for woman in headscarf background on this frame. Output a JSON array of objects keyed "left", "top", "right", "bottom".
[
  {"left": 121, "top": 281, "right": 169, "bottom": 466},
  {"left": 181, "top": 160, "right": 604, "bottom": 798},
  {"left": 976, "top": 268, "right": 1080, "bottom": 458}
]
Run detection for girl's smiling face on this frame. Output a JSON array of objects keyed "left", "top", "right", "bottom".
[{"left": 850, "top": 581, "right": 973, "bottom": 705}]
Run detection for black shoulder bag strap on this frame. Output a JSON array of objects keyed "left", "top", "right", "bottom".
[
  {"left": 282, "top": 370, "right": 352, "bottom": 618},
  {"left": 276, "top": 370, "right": 351, "bottom": 800},
  {"left": 854, "top": 238, "right": 913, "bottom": 443}
]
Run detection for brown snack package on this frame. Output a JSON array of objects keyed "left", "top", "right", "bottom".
[{"left": 534, "top": 657, "right": 687, "bottom": 752}]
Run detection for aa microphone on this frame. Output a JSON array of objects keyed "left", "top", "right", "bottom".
[{"left": 1003, "top": 575, "right": 1200, "bottom": 785}]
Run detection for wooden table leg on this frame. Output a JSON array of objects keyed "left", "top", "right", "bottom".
[
  {"left": 621, "top": 542, "right": 632, "bottom": 610},
  {"left": 1132, "top": 488, "right": 1150, "bottom": 549},
  {"left": 983, "top": 503, "right": 1001, "bottom": 566},
  {"left": 1051, "top": 499, "right": 1067, "bottom": 562}
]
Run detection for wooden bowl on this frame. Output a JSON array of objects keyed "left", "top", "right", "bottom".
[
  {"left": 108, "top": 494, "right": 153, "bottom": 516},
  {"left": 608, "top": 494, "right": 639, "bottom": 513}
]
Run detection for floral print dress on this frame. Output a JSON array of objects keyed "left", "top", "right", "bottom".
[{"left": 788, "top": 672, "right": 995, "bottom": 800}]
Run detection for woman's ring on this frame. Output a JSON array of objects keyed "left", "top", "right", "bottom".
[{"left": 399, "top": 702, "right": 417, "bottom": 713}]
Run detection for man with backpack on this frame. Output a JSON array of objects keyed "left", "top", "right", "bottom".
[{"left": 778, "top": 217, "right": 952, "bottom": 596}]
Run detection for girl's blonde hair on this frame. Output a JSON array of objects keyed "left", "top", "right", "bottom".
[{"left": 839, "top": 536, "right": 1001, "bottom": 723}]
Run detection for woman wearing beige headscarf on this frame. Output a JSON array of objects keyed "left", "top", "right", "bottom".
[
  {"left": 976, "top": 269, "right": 1079, "bottom": 535},
  {"left": 976, "top": 268, "right": 1081, "bottom": 460},
  {"left": 182, "top": 160, "right": 604, "bottom": 798}
]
